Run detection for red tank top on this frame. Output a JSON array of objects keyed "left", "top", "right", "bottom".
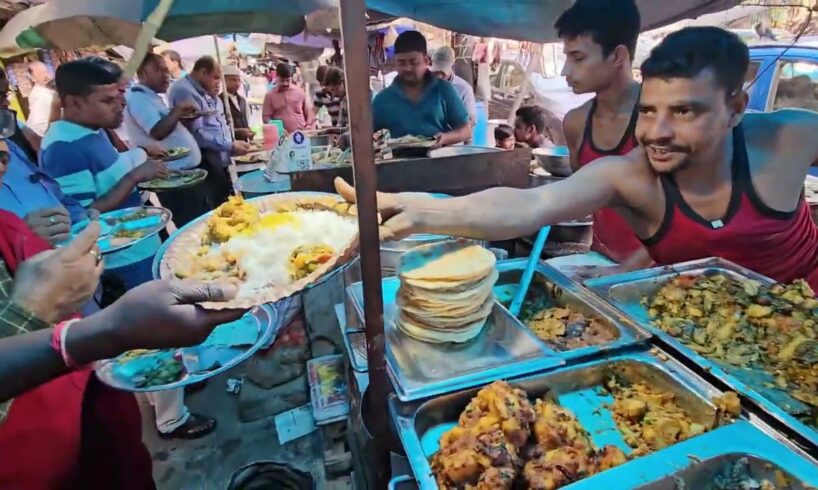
[
  {"left": 578, "top": 97, "right": 645, "bottom": 263},
  {"left": 643, "top": 125, "right": 818, "bottom": 289}
]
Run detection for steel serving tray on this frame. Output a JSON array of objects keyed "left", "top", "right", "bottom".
[
  {"left": 494, "top": 258, "right": 648, "bottom": 362},
  {"left": 346, "top": 277, "right": 563, "bottom": 402},
  {"left": 584, "top": 257, "right": 818, "bottom": 449},
  {"left": 635, "top": 453, "right": 815, "bottom": 490},
  {"left": 389, "top": 348, "right": 818, "bottom": 490}
]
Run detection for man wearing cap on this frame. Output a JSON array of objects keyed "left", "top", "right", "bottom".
[
  {"left": 372, "top": 31, "right": 471, "bottom": 148},
  {"left": 431, "top": 46, "right": 477, "bottom": 135},
  {"left": 222, "top": 65, "right": 253, "bottom": 142}
]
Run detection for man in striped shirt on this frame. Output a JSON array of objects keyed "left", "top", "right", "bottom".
[{"left": 41, "top": 57, "right": 168, "bottom": 289}]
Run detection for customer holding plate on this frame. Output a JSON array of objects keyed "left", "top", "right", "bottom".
[
  {"left": 170, "top": 56, "right": 251, "bottom": 207},
  {"left": 372, "top": 31, "right": 471, "bottom": 150},
  {"left": 41, "top": 57, "right": 168, "bottom": 289},
  {"left": 124, "top": 53, "right": 210, "bottom": 227}
]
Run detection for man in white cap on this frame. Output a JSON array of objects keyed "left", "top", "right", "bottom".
[
  {"left": 222, "top": 64, "right": 253, "bottom": 142},
  {"left": 431, "top": 46, "right": 477, "bottom": 133}
]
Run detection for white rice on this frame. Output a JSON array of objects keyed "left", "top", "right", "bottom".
[{"left": 221, "top": 210, "right": 357, "bottom": 297}]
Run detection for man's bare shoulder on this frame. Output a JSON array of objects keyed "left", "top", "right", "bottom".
[{"left": 563, "top": 100, "right": 592, "bottom": 138}]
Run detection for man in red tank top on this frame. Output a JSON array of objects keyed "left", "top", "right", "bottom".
[
  {"left": 336, "top": 27, "right": 818, "bottom": 291},
  {"left": 557, "top": 0, "right": 652, "bottom": 272}
]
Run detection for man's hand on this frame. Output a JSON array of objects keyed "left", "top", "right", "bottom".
[
  {"left": 129, "top": 159, "right": 169, "bottom": 183},
  {"left": 231, "top": 140, "right": 252, "bottom": 156},
  {"left": 334, "top": 177, "right": 421, "bottom": 241},
  {"left": 432, "top": 133, "right": 445, "bottom": 149},
  {"left": 234, "top": 128, "right": 254, "bottom": 141},
  {"left": 99, "top": 280, "right": 246, "bottom": 352},
  {"left": 24, "top": 207, "right": 71, "bottom": 246},
  {"left": 12, "top": 222, "right": 103, "bottom": 324},
  {"left": 142, "top": 143, "right": 168, "bottom": 159},
  {"left": 172, "top": 101, "right": 199, "bottom": 120}
]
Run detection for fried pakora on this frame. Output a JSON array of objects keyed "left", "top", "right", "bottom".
[
  {"left": 433, "top": 382, "right": 534, "bottom": 489},
  {"left": 433, "top": 382, "right": 628, "bottom": 490}
]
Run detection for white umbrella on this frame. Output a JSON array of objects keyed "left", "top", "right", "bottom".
[{"left": 0, "top": 0, "right": 337, "bottom": 56}]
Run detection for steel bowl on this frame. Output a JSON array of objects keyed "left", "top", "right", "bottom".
[{"left": 532, "top": 146, "right": 571, "bottom": 177}]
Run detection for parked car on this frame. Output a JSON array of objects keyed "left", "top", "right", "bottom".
[{"left": 746, "top": 45, "right": 818, "bottom": 113}]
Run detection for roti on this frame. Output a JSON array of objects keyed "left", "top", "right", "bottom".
[
  {"left": 396, "top": 312, "right": 487, "bottom": 344},
  {"left": 400, "top": 241, "right": 496, "bottom": 283}
]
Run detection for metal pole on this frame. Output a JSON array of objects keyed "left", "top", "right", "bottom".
[{"left": 338, "top": 0, "right": 392, "bottom": 487}]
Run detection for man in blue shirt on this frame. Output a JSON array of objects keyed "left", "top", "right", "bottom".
[
  {"left": 125, "top": 53, "right": 210, "bottom": 227},
  {"left": 371, "top": 31, "right": 471, "bottom": 149},
  {"left": 0, "top": 139, "right": 86, "bottom": 244},
  {"left": 168, "top": 56, "right": 250, "bottom": 207}
]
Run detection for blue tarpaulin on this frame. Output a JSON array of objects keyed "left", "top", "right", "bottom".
[{"left": 366, "top": 0, "right": 742, "bottom": 42}]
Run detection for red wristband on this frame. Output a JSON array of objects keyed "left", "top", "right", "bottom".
[{"left": 50, "top": 319, "right": 84, "bottom": 369}]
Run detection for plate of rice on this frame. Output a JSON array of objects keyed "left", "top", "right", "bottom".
[{"left": 159, "top": 192, "right": 359, "bottom": 309}]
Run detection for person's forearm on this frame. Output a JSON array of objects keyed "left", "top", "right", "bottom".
[
  {"left": 0, "top": 329, "right": 67, "bottom": 401},
  {"left": 150, "top": 111, "right": 182, "bottom": 140},
  {"left": 442, "top": 124, "right": 471, "bottom": 146},
  {"left": 90, "top": 173, "right": 138, "bottom": 213},
  {"left": 407, "top": 176, "right": 611, "bottom": 241},
  {"left": 0, "top": 314, "right": 119, "bottom": 401},
  {"left": 408, "top": 187, "right": 552, "bottom": 240},
  {"left": 618, "top": 247, "right": 655, "bottom": 271}
]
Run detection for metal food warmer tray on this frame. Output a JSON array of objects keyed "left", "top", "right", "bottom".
[
  {"left": 494, "top": 258, "right": 649, "bottom": 362},
  {"left": 389, "top": 347, "right": 818, "bottom": 490},
  {"left": 345, "top": 276, "right": 564, "bottom": 402},
  {"left": 584, "top": 256, "right": 818, "bottom": 450},
  {"left": 342, "top": 258, "right": 650, "bottom": 376}
]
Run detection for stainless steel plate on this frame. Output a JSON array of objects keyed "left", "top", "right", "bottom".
[
  {"left": 347, "top": 276, "right": 562, "bottom": 401},
  {"left": 584, "top": 257, "right": 818, "bottom": 449},
  {"left": 69, "top": 205, "right": 171, "bottom": 255},
  {"left": 95, "top": 304, "right": 278, "bottom": 392},
  {"left": 389, "top": 348, "right": 818, "bottom": 490}
]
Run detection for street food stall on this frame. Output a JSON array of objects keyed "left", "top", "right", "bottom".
[
  {"left": 5, "top": 0, "right": 818, "bottom": 488},
  {"left": 330, "top": 2, "right": 818, "bottom": 490}
]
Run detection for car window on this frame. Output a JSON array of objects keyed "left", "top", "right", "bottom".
[
  {"left": 772, "top": 60, "right": 818, "bottom": 112},
  {"left": 742, "top": 61, "right": 762, "bottom": 107}
]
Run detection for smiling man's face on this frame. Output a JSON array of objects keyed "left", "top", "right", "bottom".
[{"left": 636, "top": 68, "right": 745, "bottom": 173}]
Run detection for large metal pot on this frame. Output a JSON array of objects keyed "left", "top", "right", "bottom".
[{"left": 532, "top": 146, "right": 571, "bottom": 177}]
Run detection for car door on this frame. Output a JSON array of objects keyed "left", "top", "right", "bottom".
[{"left": 768, "top": 56, "right": 818, "bottom": 112}]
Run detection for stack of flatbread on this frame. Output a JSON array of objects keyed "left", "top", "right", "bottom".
[{"left": 396, "top": 241, "right": 498, "bottom": 343}]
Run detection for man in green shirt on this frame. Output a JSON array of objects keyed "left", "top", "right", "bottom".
[{"left": 372, "top": 31, "right": 471, "bottom": 148}]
